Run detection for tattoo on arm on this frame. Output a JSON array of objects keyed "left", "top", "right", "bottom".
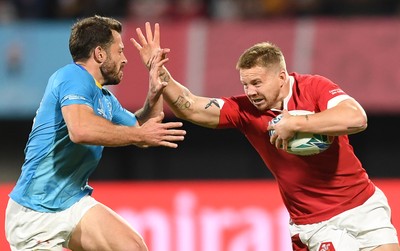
[
  {"left": 147, "top": 52, "right": 167, "bottom": 70},
  {"left": 159, "top": 70, "right": 170, "bottom": 82},
  {"left": 305, "top": 115, "right": 309, "bottom": 121},
  {"left": 173, "top": 96, "right": 191, "bottom": 110},
  {"left": 146, "top": 56, "right": 155, "bottom": 70},
  {"left": 205, "top": 99, "right": 220, "bottom": 109}
]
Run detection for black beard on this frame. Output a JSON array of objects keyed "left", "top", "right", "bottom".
[
  {"left": 101, "top": 60, "right": 121, "bottom": 86},
  {"left": 103, "top": 77, "right": 119, "bottom": 86}
]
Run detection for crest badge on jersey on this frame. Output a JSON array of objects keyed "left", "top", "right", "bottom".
[{"left": 318, "top": 242, "right": 336, "bottom": 251}]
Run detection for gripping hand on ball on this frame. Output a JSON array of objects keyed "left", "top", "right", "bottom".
[{"left": 268, "top": 110, "right": 296, "bottom": 151}]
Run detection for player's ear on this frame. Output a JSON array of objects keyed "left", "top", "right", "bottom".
[
  {"left": 94, "top": 46, "right": 106, "bottom": 63},
  {"left": 280, "top": 69, "right": 287, "bottom": 78},
  {"left": 279, "top": 69, "right": 287, "bottom": 86}
]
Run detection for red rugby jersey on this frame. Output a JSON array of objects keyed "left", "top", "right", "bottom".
[{"left": 218, "top": 72, "right": 375, "bottom": 224}]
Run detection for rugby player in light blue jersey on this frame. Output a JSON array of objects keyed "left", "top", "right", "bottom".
[{"left": 5, "top": 16, "right": 185, "bottom": 251}]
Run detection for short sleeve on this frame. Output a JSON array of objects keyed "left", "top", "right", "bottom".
[
  {"left": 58, "top": 69, "right": 96, "bottom": 109},
  {"left": 310, "top": 75, "right": 350, "bottom": 111},
  {"left": 218, "top": 95, "right": 254, "bottom": 130}
]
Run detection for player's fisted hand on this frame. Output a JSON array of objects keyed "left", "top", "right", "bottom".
[
  {"left": 134, "top": 112, "right": 186, "bottom": 148},
  {"left": 269, "top": 129, "right": 288, "bottom": 151},
  {"left": 268, "top": 110, "right": 293, "bottom": 151}
]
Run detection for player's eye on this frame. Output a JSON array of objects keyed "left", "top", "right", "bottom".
[{"left": 254, "top": 81, "right": 262, "bottom": 87}]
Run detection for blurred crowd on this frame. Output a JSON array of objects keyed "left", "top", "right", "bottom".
[{"left": 1, "top": 0, "right": 400, "bottom": 23}]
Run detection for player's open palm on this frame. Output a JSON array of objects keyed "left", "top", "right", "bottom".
[
  {"left": 131, "top": 22, "right": 169, "bottom": 69},
  {"left": 134, "top": 112, "right": 186, "bottom": 148}
]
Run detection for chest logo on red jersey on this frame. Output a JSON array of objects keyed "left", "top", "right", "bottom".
[{"left": 318, "top": 242, "right": 336, "bottom": 251}]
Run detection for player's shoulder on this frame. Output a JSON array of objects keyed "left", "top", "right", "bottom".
[
  {"left": 50, "top": 63, "right": 93, "bottom": 87},
  {"left": 221, "top": 94, "right": 259, "bottom": 116},
  {"left": 54, "top": 63, "right": 77, "bottom": 75},
  {"left": 222, "top": 94, "right": 252, "bottom": 107},
  {"left": 291, "top": 72, "right": 336, "bottom": 90},
  {"left": 55, "top": 63, "right": 89, "bottom": 79},
  {"left": 291, "top": 72, "right": 332, "bottom": 84},
  {"left": 223, "top": 94, "right": 249, "bottom": 102}
]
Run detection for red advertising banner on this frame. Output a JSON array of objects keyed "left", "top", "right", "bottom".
[{"left": 1, "top": 180, "right": 399, "bottom": 250}]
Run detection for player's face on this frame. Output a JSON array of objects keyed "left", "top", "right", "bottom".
[
  {"left": 101, "top": 30, "right": 127, "bottom": 86},
  {"left": 240, "top": 65, "right": 286, "bottom": 111}
]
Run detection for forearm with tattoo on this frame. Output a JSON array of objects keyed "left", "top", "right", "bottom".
[
  {"left": 205, "top": 99, "right": 220, "bottom": 109},
  {"left": 159, "top": 69, "right": 170, "bottom": 82},
  {"left": 173, "top": 96, "right": 191, "bottom": 110}
]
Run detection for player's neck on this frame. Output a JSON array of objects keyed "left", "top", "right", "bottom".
[{"left": 75, "top": 61, "right": 104, "bottom": 87}]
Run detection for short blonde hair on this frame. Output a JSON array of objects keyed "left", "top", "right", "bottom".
[{"left": 236, "top": 42, "right": 286, "bottom": 71}]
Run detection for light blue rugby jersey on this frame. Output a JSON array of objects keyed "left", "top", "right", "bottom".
[{"left": 9, "top": 63, "right": 137, "bottom": 212}]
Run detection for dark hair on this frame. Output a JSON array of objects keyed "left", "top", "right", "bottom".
[
  {"left": 69, "top": 15, "right": 122, "bottom": 62},
  {"left": 236, "top": 42, "right": 286, "bottom": 71}
]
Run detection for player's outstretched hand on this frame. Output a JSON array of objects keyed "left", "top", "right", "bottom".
[
  {"left": 134, "top": 112, "right": 186, "bottom": 148},
  {"left": 131, "top": 22, "right": 170, "bottom": 70},
  {"left": 146, "top": 49, "right": 170, "bottom": 105}
]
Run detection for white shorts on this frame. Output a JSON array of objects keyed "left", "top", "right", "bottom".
[
  {"left": 5, "top": 195, "right": 98, "bottom": 251},
  {"left": 289, "top": 187, "right": 399, "bottom": 251}
]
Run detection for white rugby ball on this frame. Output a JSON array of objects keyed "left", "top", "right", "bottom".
[{"left": 269, "top": 110, "right": 334, "bottom": 156}]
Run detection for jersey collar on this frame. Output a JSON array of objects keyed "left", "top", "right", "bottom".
[
  {"left": 75, "top": 63, "right": 102, "bottom": 89},
  {"left": 271, "top": 75, "right": 294, "bottom": 113},
  {"left": 94, "top": 80, "right": 102, "bottom": 89}
]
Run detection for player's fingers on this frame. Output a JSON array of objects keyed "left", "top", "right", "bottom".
[
  {"left": 275, "top": 137, "right": 283, "bottom": 149},
  {"left": 151, "top": 80, "right": 168, "bottom": 94},
  {"left": 163, "top": 135, "right": 185, "bottom": 142},
  {"left": 281, "top": 139, "right": 288, "bottom": 151},
  {"left": 155, "top": 57, "right": 169, "bottom": 68},
  {"left": 159, "top": 82, "right": 168, "bottom": 89},
  {"left": 130, "top": 38, "right": 142, "bottom": 50},
  {"left": 160, "top": 48, "right": 170, "bottom": 60},
  {"left": 151, "top": 49, "right": 169, "bottom": 66},
  {"left": 163, "top": 122, "right": 184, "bottom": 130},
  {"left": 269, "top": 133, "right": 277, "bottom": 145},
  {"left": 135, "top": 27, "right": 147, "bottom": 45},
  {"left": 159, "top": 141, "right": 179, "bottom": 148},
  {"left": 145, "top": 22, "right": 153, "bottom": 43},
  {"left": 154, "top": 23, "right": 160, "bottom": 45},
  {"left": 165, "top": 129, "right": 186, "bottom": 137}
]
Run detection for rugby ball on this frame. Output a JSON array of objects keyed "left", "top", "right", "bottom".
[{"left": 269, "top": 110, "right": 334, "bottom": 156}]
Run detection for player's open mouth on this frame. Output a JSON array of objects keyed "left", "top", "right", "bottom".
[{"left": 252, "top": 98, "right": 264, "bottom": 105}]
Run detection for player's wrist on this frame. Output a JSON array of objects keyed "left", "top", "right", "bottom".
[{"left": 292, "top": 114, "right": 309, "bottom": 132}]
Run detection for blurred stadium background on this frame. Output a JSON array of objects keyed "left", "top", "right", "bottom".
[{"left": 1, "top": 0, "right": 400, "bottom": 250}]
